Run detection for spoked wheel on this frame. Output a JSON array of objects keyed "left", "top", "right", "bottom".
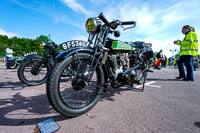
[
  {"left": 18, "top": 59, "right": 51, "bottom": 86},
  {"left": 136, "top": 54, "right": 149, "bottom": 87},
  {"left": 47, "top": 53, "right": 104, "bottom": 117}
]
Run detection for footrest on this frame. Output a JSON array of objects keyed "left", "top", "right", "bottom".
[{"left": 146, "top": 69, "right": 153, "bottom": 73}]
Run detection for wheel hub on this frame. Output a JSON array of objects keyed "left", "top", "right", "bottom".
[
  {"left": 72, "top": 79, "right": 86, "bottom": 91},
  {"left": 31, "top": 67, "right": 40, "bottom": 75}
]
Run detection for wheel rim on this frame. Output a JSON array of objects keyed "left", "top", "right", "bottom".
[
  {"left": 58, "top": 59, "right": 101, "bottom": 109},
  {"left": 23, "top": 61, "right": 48, "bottom": 83}
]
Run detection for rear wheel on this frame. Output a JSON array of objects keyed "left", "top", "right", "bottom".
[
  {"left": 47, "top": 53, "right": 104, "bottom": 117},
  {"left": 18, "top": 58, "right": 51, "bottom": 86},
  {"left": 137, "top": 54, "right": 149, "bottom": 85}
]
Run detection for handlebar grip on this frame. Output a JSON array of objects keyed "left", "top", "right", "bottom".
[
  {"left": 98, "top": 12, "right": 110, "bottom": 26},
  {"left": 121, "top": 21, "right": 136, "bottom": 25}
]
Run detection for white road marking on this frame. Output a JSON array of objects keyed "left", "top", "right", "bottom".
[{"left": 134, "top": 81, "right": 161, "bottom": 88}]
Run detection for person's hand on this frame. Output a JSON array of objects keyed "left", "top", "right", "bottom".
[{"left": 174, "top": 41, "right": 177, "bottom": 44}]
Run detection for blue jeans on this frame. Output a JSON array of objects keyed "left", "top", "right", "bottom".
[
  {"left": 6, "top": 57, "right": 12, "bottom": 69},
  {"left": 178, "top": 55, "right": 194, "bottom": 80}
]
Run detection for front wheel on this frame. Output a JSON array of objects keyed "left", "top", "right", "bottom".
[
  {"left": 47, "top": 53, "right": 105, "bottom": 117},
  {"left": 18, "top": 58, "right": 51, "bottom": 86}
]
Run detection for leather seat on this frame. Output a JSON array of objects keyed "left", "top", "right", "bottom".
[{"left": 126, "top": 41, "right": 145, "bottom": 48}]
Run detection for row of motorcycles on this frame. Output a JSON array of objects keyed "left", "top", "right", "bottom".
[
  {"left": 169, "top": 56, "right": 200, "bottom": 71},
  {"left": 17, "top": 13, "right": 154, "bottom": 117}
]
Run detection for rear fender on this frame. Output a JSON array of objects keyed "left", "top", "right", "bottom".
[
  {"left": 23, "top": 54, "right": 43, "bottom": 61},
  {"left": 20, "top": 55, "right": 44, "bottom": 64}
]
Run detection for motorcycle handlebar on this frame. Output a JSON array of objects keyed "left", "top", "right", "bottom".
[
  {"left": 121, "top": 21, "right": 136, "bottom": 26},
  {"left": 98, "top": 12, "right": 136, "bottom": 29}
]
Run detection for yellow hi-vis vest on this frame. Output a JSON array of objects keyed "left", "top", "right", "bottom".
[{"left": 177, "top": 31, "right": 198, "bottom": 56}]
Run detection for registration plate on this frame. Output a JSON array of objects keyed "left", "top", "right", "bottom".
[{"left": 61, "top": 40, "right": 87, "bottom": 50}]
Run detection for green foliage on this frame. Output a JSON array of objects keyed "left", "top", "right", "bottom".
[
  {"left": 36, "top": 35, "right": 50, "bottom": 43},
  {"left": 0, "top": 35, "right": 50, "bottom": 56}
]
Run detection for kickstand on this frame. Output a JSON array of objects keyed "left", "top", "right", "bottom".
[{"left": 141, "top": 73, "right": 147, "bottom": 92}]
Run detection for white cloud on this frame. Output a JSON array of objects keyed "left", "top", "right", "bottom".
[
  {"left": 102, "top": 0, "right": 200, "bottom": 57},
  {"left": 60, "top": 0, "right": 92, "bottom": 16},
  {"left": 53, "top": 15, "right": 83, "bottom": 29},
  {"left": 0, "top": 28, "right": 19, "bottom": 38}
]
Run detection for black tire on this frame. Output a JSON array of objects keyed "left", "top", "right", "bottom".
[
  {"left": 10, "top": 63, "right": 18, "bottom": 69},
  {"left": 46, "top": 53, "right": 104, "bottom": 117},
  {"left": 14, "top": 64, "right": 19, "bottom": 69},
  {"left": 194, "top": 65, "right": 196, "bottom": 71},
  {"left": 18, "top": 58, "right": 51, "bottom": 86}
]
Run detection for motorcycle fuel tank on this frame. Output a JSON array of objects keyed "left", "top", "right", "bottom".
[{"left": 112, "top": 41, "right": 134, "bottom": 51}]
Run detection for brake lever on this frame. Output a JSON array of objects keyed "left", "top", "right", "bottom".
[
  {"left": 123, "top": 26, "right": 135, "bottom": 31},
  {"left": 120, "top": 22, "right": 136, "bottom": 31}
]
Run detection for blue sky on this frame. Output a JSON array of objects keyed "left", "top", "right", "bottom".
[{"left": 0, "top": 0, "right": 200, "bottom": 57}]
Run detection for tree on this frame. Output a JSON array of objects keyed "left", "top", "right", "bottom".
[
  {"left": 0, "top": 34, "right": 50, "bottom": 56},
  {"left": 36, "top": 35, "right": 50, "bottom": 43}
]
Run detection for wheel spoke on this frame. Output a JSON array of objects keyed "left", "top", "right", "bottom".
[
  {"left": 23, "top": 60, "right": 48, "bottom": 83},
  {"left": 59, "top": 59, "right": 100, "bottom": 109}
]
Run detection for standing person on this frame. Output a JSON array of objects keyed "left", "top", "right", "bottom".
[
  {"left": 5, "top": 44, "right": 14, "bottom": 69},
  {"left": 174, "top": 25, "right": 198, "bottom": 81},
  {"left": 162, "top": 55, "right": 167, "bottom": 68}
]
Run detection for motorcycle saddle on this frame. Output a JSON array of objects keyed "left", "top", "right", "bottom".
[{"left": 126, "top": 41, "right": 145, "bottom": 49}]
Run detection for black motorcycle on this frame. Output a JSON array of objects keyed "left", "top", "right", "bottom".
[
  {"left": 18, "top": 40, "right": 87, "bottom": 86},
  {"left": 46, "top": 13, "right": 154, "bottom": 117},
  {"left": 17, "top": 41, "right": 62, "bottom": 86},
  {"left": 193, "top": 56, "right": 199, "bottom": 71}
]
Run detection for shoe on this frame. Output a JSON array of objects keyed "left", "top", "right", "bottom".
[
  {"left": 154, "top": 66, "right": 161, "bottom": 70},
  {"left": 181, "top": 78, "right": 194, "bottom": 82},
  {"left": 181, "top": 78, "right": 189, "bottom": 81},
  {"left": 176, "top": 76, "right": 185, "bottom": 79}
]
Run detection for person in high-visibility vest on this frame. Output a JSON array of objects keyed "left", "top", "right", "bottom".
[{"left": 174, "top": 25, "right": 198, "bottom": 81}]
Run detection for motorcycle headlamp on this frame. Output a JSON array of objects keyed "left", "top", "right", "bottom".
[
  {"left": 40, "top": 41, "right": 46, "bottom": 49},
  {"left": 85, "top": 18, "right": 101, "bottom": 34}
]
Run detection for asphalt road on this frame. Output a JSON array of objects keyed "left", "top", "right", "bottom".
[{"left": 0, "top": 64, "right": 200, "bottom": 133}]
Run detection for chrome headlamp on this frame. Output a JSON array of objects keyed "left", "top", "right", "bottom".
[{"left": 85, "top": 17, "right": 101, "bottom": 34}]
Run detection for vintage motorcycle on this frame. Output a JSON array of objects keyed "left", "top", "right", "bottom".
[
  {"left": 17, "top": 42, "right": 59, "bottom": 86},
  {"left": 46, "top": 13, "right": 154, "bottom": 117},
  {"left": 193, "top": 56, "right": 199, "bottom": 71},
  {"left": 18, "top": 40, "right": 87, "bottom": 86}
]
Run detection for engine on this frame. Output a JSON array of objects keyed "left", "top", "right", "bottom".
[{"left": 108, "top": 52, "right": 138, "bottom": 87}]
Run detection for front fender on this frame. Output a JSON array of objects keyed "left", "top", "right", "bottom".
[{"left": 56, "top": 48, "right": 94, "bottom": 60}]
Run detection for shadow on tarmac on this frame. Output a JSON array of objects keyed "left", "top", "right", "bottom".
[
  {"left": 0, "top": 81, "right": 28, "bottom": 89},
  {"left": 194, "top": 122, "right": 200, "bottom": 128},
  {"left": 147, "top": 78, "right": 182, "bottom": 81},
  {"left": 99, "top": 77, "right": 183, "bottom": 102},
  {"left": 0, "top": 92, "right": 70, "bottom": 126},
  {"left": 0, "top": 83, "right": 143, "bottom": 126},
  {"left": 100, "top": 85, "right": 144, "bottom": 102}
]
